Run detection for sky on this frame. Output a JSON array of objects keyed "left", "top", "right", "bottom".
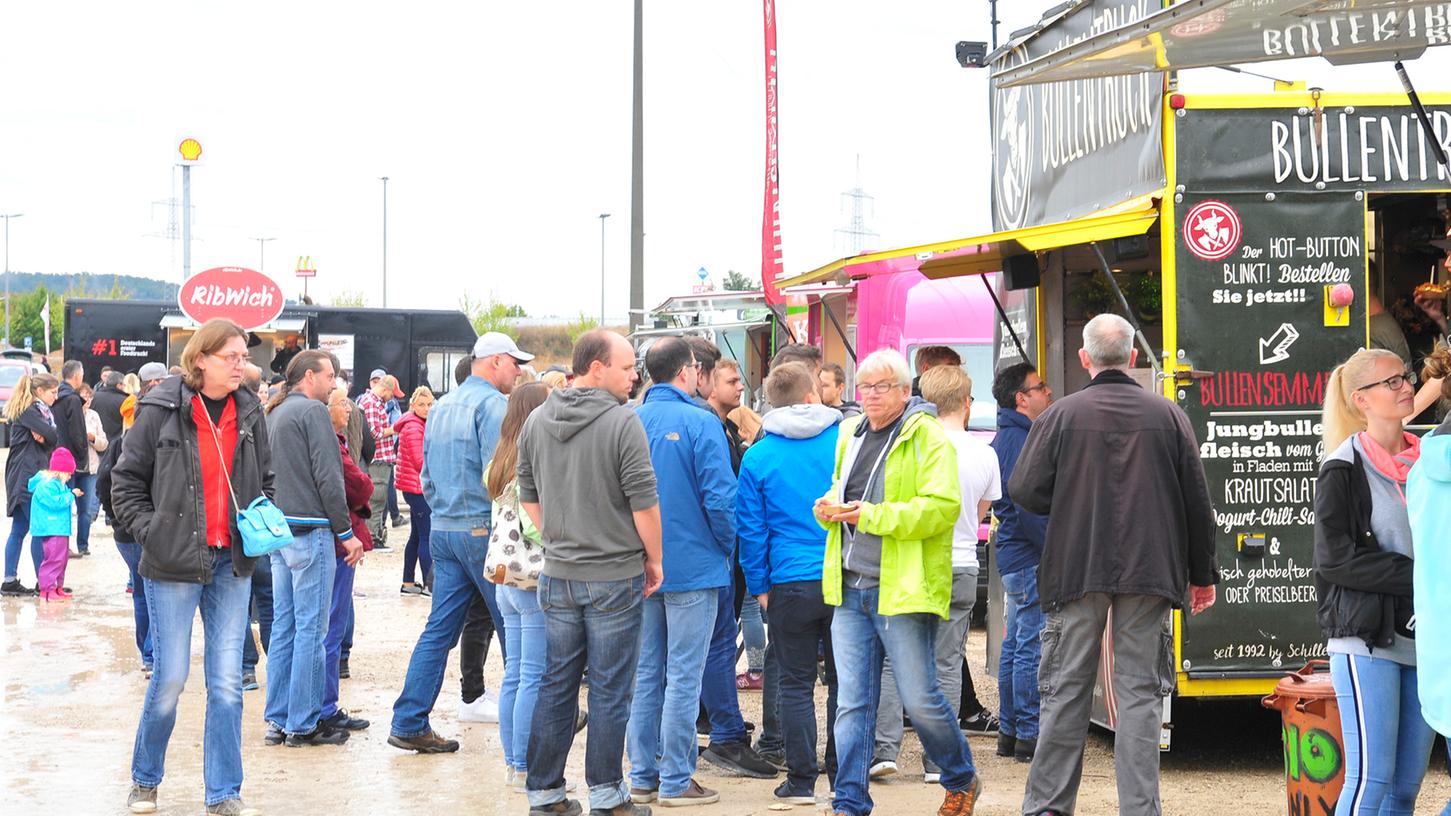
[{"left": 3, "top": 2, "right": 1449, "bottom": 322}]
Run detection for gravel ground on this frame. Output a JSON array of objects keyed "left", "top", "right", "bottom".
[{"left": 3, "top": 519, "right": 1448, "bottom": 814}]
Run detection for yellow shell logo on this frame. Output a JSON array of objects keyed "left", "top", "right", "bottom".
[{"left": 178, "top": 139, "right": 203, "bottom": 162}]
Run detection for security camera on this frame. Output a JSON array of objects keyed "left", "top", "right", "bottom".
[{"left": 956, "top": 41, "right": 988, "bottom": 69}]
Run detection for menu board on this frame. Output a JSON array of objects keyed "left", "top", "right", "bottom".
[{"left": 1175, "top": 191, "right": 1366, "bottom": 674}]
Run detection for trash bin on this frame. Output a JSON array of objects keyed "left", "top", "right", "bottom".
[{"left": 1261, "top": 660, "right": 1345, "bottom": 815}]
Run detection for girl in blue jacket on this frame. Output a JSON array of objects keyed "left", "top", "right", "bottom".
[{"left": 31, "top": 447, "right": 78, "bottom": 601}]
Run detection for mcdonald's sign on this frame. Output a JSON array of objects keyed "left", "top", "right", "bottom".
[{"left": 296, "top": 256, "right": 317, "bottom": 278}]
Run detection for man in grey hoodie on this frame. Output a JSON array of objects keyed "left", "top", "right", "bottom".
[{"left": 518, "top": 329, "right": 663, "bottom": 816}]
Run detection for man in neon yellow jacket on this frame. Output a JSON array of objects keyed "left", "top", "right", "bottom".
[{"left": 814, "top": 348, "right": 982, "bottom": 816}]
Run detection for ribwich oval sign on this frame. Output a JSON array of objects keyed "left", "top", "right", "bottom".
[{"left": 179, "top": 267, "right": 285, "bottom": 330}]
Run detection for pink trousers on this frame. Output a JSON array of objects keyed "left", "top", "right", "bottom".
[{"left": 37, "top": 536, "right": 69, "bottom": 594}]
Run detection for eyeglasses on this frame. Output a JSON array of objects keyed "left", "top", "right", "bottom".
[
  {"left": 1019, "top": 382, "right": 1050, "bottom": 395},
  {"left": 211, "top": 352, "right": 248, "bottom": 367},
  {"left": 859, "top": 381, "right": 900, "bottom": 395},
  {"left": 1356, "top": 371, "right": 1413, "bottom": 392}
]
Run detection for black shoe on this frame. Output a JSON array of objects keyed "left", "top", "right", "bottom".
[
  {"left": 0, "top": 579, "right": 34, "bottom": 596},
  {"left": 391, "top": 516, "right": 406, "bottom": 528},
  {"left": 997, "top": 732, "right": 1016, "bottom": 758},
  {"left": 960, "top": 709, "right": 999, "bottom": 735},
  {"left": 264, "top": 723, "right": 285, "bottom": 745},
  {"left": 242, "top": 672, "right": 259, "bottom": 691},
  {"left": 528, "top": 801, "right": 583, "bottom": 816},
  {"left": 589, "top": 804, "right": 650, "bottom": 816},
  {"left": 757, "top": 748, "right": 788, "bottom": 771},
  {"left": 1015, "top": 737, "right": 1036, "bottom": 763},
  {"left": 773, "top": 780, "right": 815, "bottom": 805},
  {"left": 285, "top": 723, "right": 350, "bottom": 746},
  {"left": 322, "top": 708, "right": 371, "bottom": 731},
  {"left": 388, "top": 729, "right": 459, "bottom": 753},
  {"left": 80, "top": 549, "right": 91, "bottom": 557},
  {"left": 700, "top": 740, "right": 778, "bottom": 779},
  {"left": 338, "top": 658, "right": 350, "bottom": 679},
  {"left": 575, "top": 708, "right": 589, "bottom": 734}
]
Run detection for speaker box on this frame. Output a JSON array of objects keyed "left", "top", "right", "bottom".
[{"left": 1003, "top": 253, "right": 1040, "bottom": 290}]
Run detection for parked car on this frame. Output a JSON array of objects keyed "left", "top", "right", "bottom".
[{"left": 0, "top": 358, "right": 36, "bottom": 446}]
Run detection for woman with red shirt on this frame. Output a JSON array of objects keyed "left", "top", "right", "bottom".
[{"left": 395, "top": 386, "right": 434, "bottom": 596}]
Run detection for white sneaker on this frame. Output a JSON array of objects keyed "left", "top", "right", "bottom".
[
  {"left": 868, "top": 759, "right": 897, "bottom": 779},
  {"left": 459, "top": 692, "right": 500, "bottom": 723},
  {"left": 923, "top": 772, "right": 941, "bottom": 784}
]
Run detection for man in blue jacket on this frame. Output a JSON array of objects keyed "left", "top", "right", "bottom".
[
  {"left": 627, "top": 337, "right": 737, "bottom": 807},
  {"left": 737, "top": 362, "right": 841, "bottom": 805},
  {"left": 989, "top": 362, "right": 1052, "bottom": 764}
]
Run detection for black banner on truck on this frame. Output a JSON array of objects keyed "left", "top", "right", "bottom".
[
  {"left": 989, "top": 0, "right": 1164, "bottom": 231},
  {"left": 1175, "top": 191, "right": 1366, "bottom": 675},
  {"left": 1177, "top": 105, "right": 1451, "bottom": 193}
]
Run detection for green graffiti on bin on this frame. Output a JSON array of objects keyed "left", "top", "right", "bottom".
[{"left": 1283, "top": 723, "right": 1343, "bottom": 784}]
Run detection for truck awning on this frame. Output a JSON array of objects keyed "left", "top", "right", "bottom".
[
  {"left": 160, "top": 314, "right": 308, "bottom": 332},
  {"left": 992, "top": 0, "right": 1447, "bottom": 89},
  {"left": 776, "top": 197, "right": 1160, "bottom": 287},
  {"left": 650, "top": 291, "right": 766, "bottom": 315}
]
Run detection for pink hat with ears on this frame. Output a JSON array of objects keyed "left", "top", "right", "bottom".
[{"left": 48, "top": 448, "right": 76, "bottom": 474}]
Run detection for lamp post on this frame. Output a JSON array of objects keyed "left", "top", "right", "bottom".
[
  {"left": 1, "top": 213, "right": 22, "bottom": 347},
  {"left": 599, "top": 213, "right": 611, "bottom": 326},
  {"left": 252, "top": 236, "right": 276, "bottom": 274},
  {"left": 380, "top": 176, "right": 389, "bottom": 307}
]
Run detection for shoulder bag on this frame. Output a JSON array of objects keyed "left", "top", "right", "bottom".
[
  {"left": 485, "top": 480, "right": 544, "bottom": 589},
  {"left": 202, "top": 401, "right": 291, "bottom": 557}
]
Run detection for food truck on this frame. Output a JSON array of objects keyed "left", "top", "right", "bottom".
[{"left": 776, "top": 0, "right": 1451, "bottom": 747}]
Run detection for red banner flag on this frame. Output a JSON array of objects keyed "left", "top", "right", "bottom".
[{"left": 760, "top": 0, "right": 784, "bottom": 306}]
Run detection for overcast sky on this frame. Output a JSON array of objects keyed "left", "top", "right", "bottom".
[{"left": 3, "top": 2, "right": 1446, "bottom": 321}]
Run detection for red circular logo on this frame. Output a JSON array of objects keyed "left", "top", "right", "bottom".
[
  {"left": 178, "top": 267, "right": 285, "bottom": 330},
  {"left": 1183, "top": 200, "right": 1243, "bottom": 262}
]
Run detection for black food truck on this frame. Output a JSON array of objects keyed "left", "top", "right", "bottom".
[{"left": 63, "top": 298, "right": 476, "bottom": 399}]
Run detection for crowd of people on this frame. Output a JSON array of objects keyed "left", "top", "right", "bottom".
[{"left": 1, "top": 313, "right": 1236, "bottom": 816}]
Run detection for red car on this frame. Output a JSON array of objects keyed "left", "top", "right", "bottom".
[{"left": 0, "top": 358, "right": 40, "bottom": 446}]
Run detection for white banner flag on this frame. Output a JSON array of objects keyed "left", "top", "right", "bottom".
[{"left": 40, "top": 295, "right": 50, "bottom": 355}]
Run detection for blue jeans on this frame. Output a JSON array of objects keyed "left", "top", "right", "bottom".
[
  {"left": 628, "top": 588, "right": 718, "bottom": 796},
  {"left": 498, "top": 584, "right": 547, "bottom": 771},
  {"left": 3, "top": 504, "right": 40, "bottom": 581},
  {"left": 831, "top": 585, "right": 977, "bottom": 816},
  {"left": 321, "top": 554, "right": 356, "bottom": 719},
  {"left": 526, "top": 574, "right": 645, "bottom": 812},
  {"left": 391, "top": 528, "right": 505, "bottom": 736},
  {"left": 701, "top": 583, "right": 750, "bottom": 744},
  {"left": 242, "top": 553, "right": 273, "bottom": 675},
  {"left": 741, "top": 594, "right": 766, "bottom": 670},
  {"left": 73, "top": 472, "right": 96, "bottom": 553},
  {"left": 131, "top": 550, "right": 251, "bottom": 807},
  {"left": 402, "top": 491, "right": 432, "bottom": 585},
  {"left": 264, "top": 529, "right": 335, "bottom": 734},
  {"left": 999, "top": 564, "right": 1044, "bottom": 742},
  {"left": 116, "top": 541, "right": 154, "bottom": 668},
  {"left": 1331, "top": 652, "right": 1436, "bottom": 815}
]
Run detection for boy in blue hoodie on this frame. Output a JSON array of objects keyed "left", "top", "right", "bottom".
[
  {"left": 737, "top": 361, "right": 842, "bottom": 804},
  {"left": 627, "top": 337, "right": 737, "bottom": 807}
]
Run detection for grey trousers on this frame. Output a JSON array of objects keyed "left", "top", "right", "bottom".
[
  {"left": 1022, "top": 592, "right": 1173, "bottom": 816},
  {"left": 874, "top": 568, "right": 976, "bottom": 770},
  {"left": 366, "top": 461, "right": 393, "bottom": 544}
]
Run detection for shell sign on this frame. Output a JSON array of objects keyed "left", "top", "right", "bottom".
[{"left": 179, "top": 267, "right": 285, "bottom": 330}]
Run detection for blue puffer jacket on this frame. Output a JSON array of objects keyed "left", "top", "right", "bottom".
[
  {"left": 636, "top": 384, "right": 736, "bottom": 593},
  {"left": 737, "top": 403, "right": 840, "bottom": 596},
  {"left": 28, "top": 472, "right": 75, "bottom": 538},
  {"left": 1409, "top": 424, "right": 1451, "bottom": 736},
  {"left": 991, "top": 407, "right": 1049, "bottom": 576}
]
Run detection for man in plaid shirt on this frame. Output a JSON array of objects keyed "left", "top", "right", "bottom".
[{"left": 358, "top": 370, "right": 400, "bottom": 546}]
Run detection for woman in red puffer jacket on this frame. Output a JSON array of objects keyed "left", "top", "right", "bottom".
[{"left": 394, "top": 387, "right": 434, "bottom": 596}]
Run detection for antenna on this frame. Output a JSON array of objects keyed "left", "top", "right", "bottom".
[{"left": 834, "top": 155, "right": 878, "bottom": 255}]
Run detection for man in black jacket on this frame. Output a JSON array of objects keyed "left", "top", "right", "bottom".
[
  {"left": 1009, "top": 313, "right": 1217, "bottom": 816},
  {"left": 91, "top": 370, "right": 129, "bottom": 443},
  {"left": 53, "top": 361, "right": 93, "bottom": 555}
]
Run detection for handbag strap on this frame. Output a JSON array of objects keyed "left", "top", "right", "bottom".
[{"left": 199, "top": 397, "right": 242, "bottom": 515}]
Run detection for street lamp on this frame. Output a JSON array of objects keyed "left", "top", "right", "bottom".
[
  {"left": 2, "top": 213, "right": 22, "bottom": 347},
  {"left": 252, "top": 236, "right": 276, "bottom": 274},
  {"left": 380, "top": 177, "right": 389, "bottom": 307},
  {"left": 599, "top": 213, "right": 611, "bottom": 326}
]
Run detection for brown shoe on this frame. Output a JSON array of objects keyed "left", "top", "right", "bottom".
[
  {"left": 938, "top": 776, "right": 983, "bottom": 816},
  {"left": 658, "top": 779, "right": 719, "bottom": 807},
  {"left": 386, "top": 730, "right": 459, "bottom": 753}
]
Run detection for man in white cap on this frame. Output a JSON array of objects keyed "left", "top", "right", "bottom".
[{"left": 389, "top": 331, "right": 536, "bottom": 753}]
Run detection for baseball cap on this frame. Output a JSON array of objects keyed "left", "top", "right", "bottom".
[
  {"left": 473, "top": 332, "right": 534, "bottom": 363},
  {"left": 138, "top": 362, "right": 169, "bottom": 381},
  {"left": 369, "top": 368, "right": 387, "bottom": 381}
]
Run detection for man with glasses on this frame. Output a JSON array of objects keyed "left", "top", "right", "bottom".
[
  {"left": 625, "top": 337, "right": 737, "bottom": 806},
  {"left": 816, "top": 348, "right": 983, "bottom": 816},
  {"left": 989, "top": 362, "right": 1053, "bottom": 765},
  {"left": 389, "top": 331, "right": 532, "bottom": 753}
]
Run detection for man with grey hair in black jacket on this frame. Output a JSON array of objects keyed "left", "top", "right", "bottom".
[
  {"left": 1011, "top": 313, "right": 1216, "bottom": 816},
  {"left": 263, "top": 350, "right": 362, "bottom": 747}
]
